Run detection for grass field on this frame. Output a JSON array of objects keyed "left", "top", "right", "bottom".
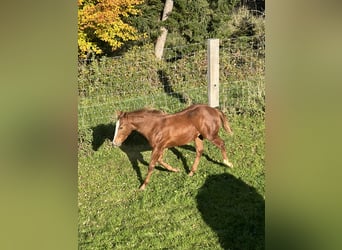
[
  {"left": 78, "top": 113, "right": 264, "bottom": 249},
  {"left": 78, "top": 43, "right": 264, "bottom": 249}
]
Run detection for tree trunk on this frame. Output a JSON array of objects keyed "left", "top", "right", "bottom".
[{"left": 154, "top": 0, "right": 174, "bottom": 59}]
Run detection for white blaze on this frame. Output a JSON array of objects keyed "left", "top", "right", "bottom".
[{"left": 113, "top": 120, "right": 120, "bottom": 143}]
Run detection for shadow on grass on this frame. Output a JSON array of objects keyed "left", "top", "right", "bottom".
[
  {"left": 157, "top": 69, "right": 189, "bottom": 104},
  {"left": 91, "top": 123, "right": 233, "bottom": 185},
  {"left": 91, "top": 123, "right": 172, "bottom": 184},
  {"left": 118, "top": 132, "right": 192, "bottom": 184},
  {"left": 197, "top": 174, "right": 265, "bottom": 250},
  {"left": 176, "top": 144, "right": 229, "bottom": 168},
  {"left": 91, "top": 123, "right": 150, "bottom": 184},
  {"left": 118, "top": 130, "right": 152, "bottom": 184},
  {"left": 91, "top": 123, "right": 115, "bottom": 151}
]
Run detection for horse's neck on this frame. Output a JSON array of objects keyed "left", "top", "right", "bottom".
[{"left": 130, "top": 116, "right": 156, "bottom": 136}]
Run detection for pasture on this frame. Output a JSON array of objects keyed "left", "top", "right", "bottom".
[{"left": 78, "top": 42, "right": 265, "bottom": 249}]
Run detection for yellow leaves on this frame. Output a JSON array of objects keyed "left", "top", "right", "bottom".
[
  {"left": 78, "top": 0, "right": 143, "bottom": 58},
  {"left": 78, "top": 32, "right": 102, "bottom": 55}
]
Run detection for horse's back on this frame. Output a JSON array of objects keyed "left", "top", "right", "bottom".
[{"left": 190, "top": 107, "right": 221, "bottom": 138}]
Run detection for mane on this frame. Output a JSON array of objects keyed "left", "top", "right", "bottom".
[{"left": 127, "top": 107, "right": 166, "bottom": 116}]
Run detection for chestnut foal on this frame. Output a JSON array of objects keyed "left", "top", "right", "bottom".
[{"left": 112, "top": 105, "right": 233, "bottom": 190}]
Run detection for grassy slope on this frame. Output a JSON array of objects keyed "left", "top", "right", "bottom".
[
  {"left": 78, "top": 43, "right": 264, "bottom": 249},
  {"left": 78, "top": 115, "right": 264, "bottom": 249}
]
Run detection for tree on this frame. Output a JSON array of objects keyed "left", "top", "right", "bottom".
[
  {"left": 78, "top": 0, "right": 143, "bottom": 58},
  {"left": 154, "top": 0, "right": 174, "bottom": 59}
]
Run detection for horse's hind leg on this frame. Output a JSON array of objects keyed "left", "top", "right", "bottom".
[
  {"left": 157, "top": 149, "right": 180, "bottom": 172},
  {"left": 189, "top": 137, "right": 204, "bottom": 176},
  {"left": 140, "top": 148, "right": 161, "bottom": 190},
  {"left": 210, "top": 136, "right": 233, "bottom": 168}
]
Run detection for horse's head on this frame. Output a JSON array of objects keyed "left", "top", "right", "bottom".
[
  {"left": 112, "top": 108, "right": 166, "bottom": 147},
  {"left": 112, "top": 111, "right": 134, "bottom": 147}
]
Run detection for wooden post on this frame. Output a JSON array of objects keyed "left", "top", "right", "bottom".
[{"left": 207, "top": 39, "right": 220, "bottom": 107}]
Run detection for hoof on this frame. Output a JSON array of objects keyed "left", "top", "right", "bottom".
[
  {"left": 223, "top": 159, "right": 234, "bottom": 168},
  {"left": 188, "top": 171, "right": 194, "bottom": 177},
  {"left": 139, "top": 184, "right": 146, "bottom": 191}
]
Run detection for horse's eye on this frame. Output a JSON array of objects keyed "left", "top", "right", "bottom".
[{"left": 119, "top": 127, "right": 123, "bottom": 130}]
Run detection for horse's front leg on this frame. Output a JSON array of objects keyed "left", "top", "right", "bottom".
[
  {"left": 189, "top": 137, "right": 204, "bottom": 176},
  {"left": 139, "top": 148, "right": 161, "bottom": 190},
  {"left": 158, "top": 149, "right": 180, "bottom": 172}
]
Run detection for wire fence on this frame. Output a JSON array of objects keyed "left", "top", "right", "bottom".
[
  {"left": 220, "top": 37, "right": 265, "bottom": 115},
  {"left": 78, "top": 35, "right": 264, "bottom": 130}
]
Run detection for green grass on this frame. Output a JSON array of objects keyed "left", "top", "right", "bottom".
[
  {"left": 78, "top": 43, "right": 264, "bottom": 249},
  {"left": 78, "top": 114, "right": 264, "bottom": 249}
]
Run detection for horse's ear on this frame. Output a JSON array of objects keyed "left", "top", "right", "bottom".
[{"left": 116, "top": 111, "right": 123, "bottom": 117}]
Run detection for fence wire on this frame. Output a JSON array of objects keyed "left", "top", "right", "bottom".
[
  {"left": 78, "top": 36, "right": 264, "bottom": 130},
  {"left": 220, "top": 36, "right": 265, "bottom": 116}
]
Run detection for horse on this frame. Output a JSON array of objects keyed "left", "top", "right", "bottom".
[{"left": 112, "top": 104, "right": 233, "bottom": 190}]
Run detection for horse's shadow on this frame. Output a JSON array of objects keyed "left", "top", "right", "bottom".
[
  {"left": 91, "top": 123, "right": 226, "bottom": 184},
  {"left": 91, "top": 123, "right": 115, "bottom": 151},
  {"left": 91, "top": 123, "right": 150, "bottom": 184},
  {"left": 118, "top": 130, "right": 153, "bottom": 184},
  {"left": 175, "top": 144, "right": 229, "bottom": 168}
]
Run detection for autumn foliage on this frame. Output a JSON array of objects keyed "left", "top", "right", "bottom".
[{"left": 78, "top": 0, "right": 143, "bottom": 57}]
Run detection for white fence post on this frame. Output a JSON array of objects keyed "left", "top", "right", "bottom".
[{"left": 207, "top": 39, "right": 220, "bottom": 108}]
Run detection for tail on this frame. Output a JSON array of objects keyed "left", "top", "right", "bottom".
[{"left": 218, "top": 110, "right": 233, "bottom": 135}]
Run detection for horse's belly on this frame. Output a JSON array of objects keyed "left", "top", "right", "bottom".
[{"left": 164, "top": 132, "right": 197, "bottom": 147}]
